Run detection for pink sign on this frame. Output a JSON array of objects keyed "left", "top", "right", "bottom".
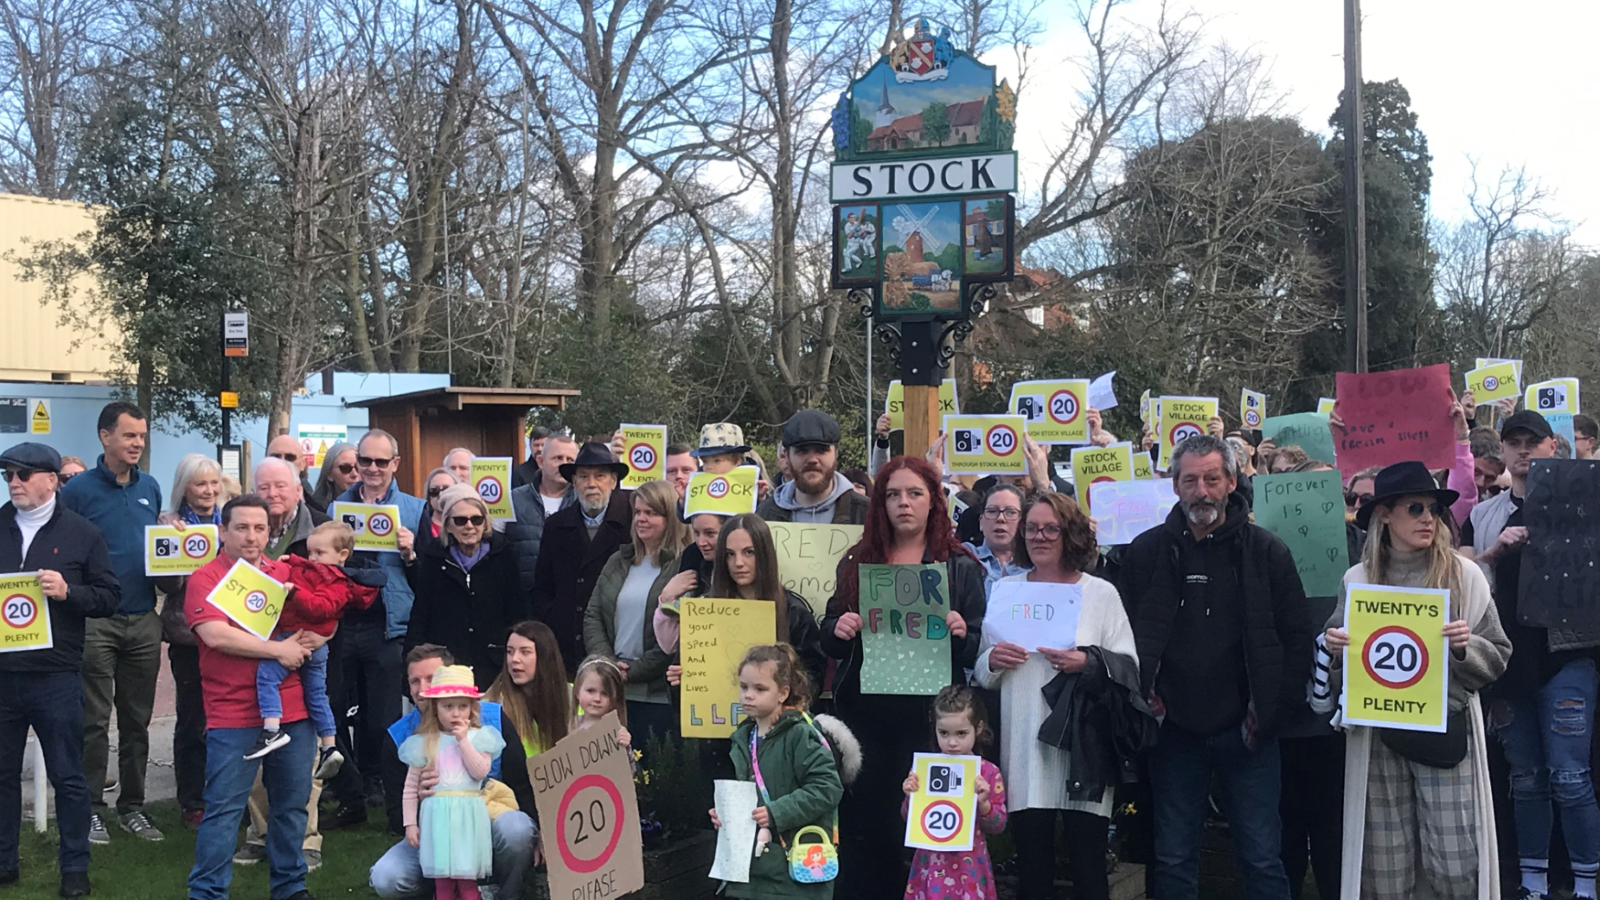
[{"left": 1333, "top": 364, "right": 1456, "bottom": 477}]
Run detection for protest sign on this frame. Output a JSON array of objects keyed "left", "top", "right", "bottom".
[
  {"left": 1262, "top": 413, "right": 1338, "bottom": 467},
  {"left": 1089, "top": 371, "right": 1118, "bottom": 410},
  {"left": 144, "top": 525, "right": 219, "bottom": 576},
  {"left": 1317, "top": 398, "right": 1337, "bottom": 415},
  {"left": 1157, "top": 396, "right": 1218, "bottom": 471},
  {"left": 528, "top": 711, "right": 645, "bottom": 900},
  {"left": 1240, "top": 389, "right": 1266, "bottom": 430},
  {"left": 1341, "top": 583, "right": 1449, "bottom": 732},
  {"left": 1466, "top": 361, "right": 1521, "bottom": 403},
  {"left": 685, "top": 467, "right": 759, "bottom": 517},
  {"left": 1333, "top": 364, "right": 1455, "bottom": 477},
  {"left": 1139, "top": 391, "right": 1152, "bottom": 425},
  {"left": 1527, "top": 378, "right": 1581, "bottom": 415},
  {"left": 679, "top": 598, "right": 776, "bottom": 739},
  {"left": 946, "top": 485, "right": 969, "bottom": 526},
  {"left": 328, "top": 502, "right": 402, "bottom": 552},
  {"left": 1089, "top": 480, "right": 1177, "bottom": 546},
  {"left": 904, "top": 753, "right": 980, "bottom": 852},
  {"left": 1254, "top": 472, "right": 1349, "bottom": 598},
  {"left": 859, "top": 563, "right": 950, "bottom": 695},
  {"left": 770, "top": 523, "right": 861, "bottom": 618},
  {"left": 710, "top": 780, "right": 760, "bottom": 882},
  {"left": 0, "top": 573, "right": 49, "bottom": 653},
  {"left": 1070, "top": 443, "right": 1133, "bottom": 515},
  {"left": 620, "top": 424, "right": 667, "bottom": 489},
  {"left": 1517, "top": 460, "right": 1600, "bottom": 631},
  {"left": 887, "top": 379, "right": 959, "bottom": 431},
  {"left": 1477, "top": 357, "right": 1524, "bottom": 384},
  {"left": 469, "top": 457, "right": 514, "bottom": 522},
  {"left": 943, "top": 415, "right": 1027, "bottom": 475},
  {"left": 203, "top": 559, "right": 287, "bottom": 641},
  {"left": 1132, "top": 451, "right": 1154, "bottom": 480},
  {"left": 1009, "top": 380, "right": 1090, "bottom": 445},
  {"left": 1548, "top": 412, "right": 1577, "bottom": 447},
  {"left": 983, "top": 580, "right": 1080, "bottom": 650}
]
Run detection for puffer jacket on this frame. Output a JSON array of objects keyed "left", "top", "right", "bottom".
[{"left": 504, "top": 472, "right": 577, "bottom": 594}]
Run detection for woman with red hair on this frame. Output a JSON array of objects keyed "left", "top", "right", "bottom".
[{"left": 820, "top": 456, "right": 988, "bottom": 899}]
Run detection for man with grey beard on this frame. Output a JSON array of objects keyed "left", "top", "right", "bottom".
[
  {"left": 1117, "top": 433, "right": 1311, "bottom": 900},
  {"left": 528, "top": 441, "right": 632, "bottom": 674}
]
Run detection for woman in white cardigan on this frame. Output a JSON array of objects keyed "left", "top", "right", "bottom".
[
  {"left": 974, "top": 492, "right": 1138, "bottom": 900},
  {"left": 1320, "top": 461, "right": 1511, "bottom": 900}
]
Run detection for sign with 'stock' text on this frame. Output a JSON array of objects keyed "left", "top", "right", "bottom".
[
  {"left": 1341, "top": 583, "right": 1449, "bottom": 732},
  {"left": 1070, "top": 443, "right": 1133, "bottom": 515},
  {"left": 327, "top": 502, "right": 402, "bottom": 553},
  {"left": 1157, "top": 396, "right": 1218, "bottom": 471},
  {"left": 886, "top": 380, "right": 959, "bottom": 431},
  {"left": 144, "top": 525, "right": 220, "bottom": 576},
  {"left": 859, "top": 563, "right": 951, "bottom": 695},
  {"left": 528, "top": 711, "right": 645, "bottom": 900},
  {"left": 1466, "top": 361, "right": 1521, "bottom": 403},
  {"left": 203, "top": 559, "right": 288, "bottom": 641},
  {"left": 469, "top": 458, "right": 515, "bottom": 522},
  {"left": 0, "top": 573, "right": 50, "bottom": 653},
  {"left": 943, "top": 414, "right": 1027, "bottom": 476},
  {"left": 684, "top": 467, "right": 758, "bottom": 517},
  {"left": 769, "top": 523, "right": 862, "bottom": 618},
  {"left": 1009, "top": 379, "right": 1090, "bottom": 445},
  {"left": 904, "top": 753, "right": 980, "bottom": 852},
  {"left": 679, "top": 597, "right": 777, "bottom": 739},
  {"left": 620, "top": 424, "right": 667, "bottom": 489}
]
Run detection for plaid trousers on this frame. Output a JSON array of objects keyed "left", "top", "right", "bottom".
[{"left": 1362, "top": 736, "right": 1479, "bottom": 899}]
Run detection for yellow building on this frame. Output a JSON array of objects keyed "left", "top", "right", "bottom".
[{"left": 0, "top": 192, "right": 119, "bottom": 382}]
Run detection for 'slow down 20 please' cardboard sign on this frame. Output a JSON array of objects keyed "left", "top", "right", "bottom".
[{"left": 528, "top": 711, "right": 644, "bottom": 899}]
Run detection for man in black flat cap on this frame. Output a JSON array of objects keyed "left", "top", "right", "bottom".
[
  {"left": 529, "top": 442, "right": 632, "bottom": 673},
  {"left": 0, "top": 442, "right": 120, "bottom": 897},
  {"left": 757, "top": 409, "right": 869, "bottom": 525}
]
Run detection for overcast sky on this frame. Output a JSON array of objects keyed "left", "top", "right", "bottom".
[{"left": 1011, "top": 0, "right": 1596, "bottom": 243}]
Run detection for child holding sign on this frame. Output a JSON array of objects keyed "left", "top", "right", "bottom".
[
  {"left": 571, "top": 655, "right": 636, "bottom": 773},
  {"left": 400, "top": 665, "right": 505, "bottom": 900},
  {"left": 900, "top": 686, "right": 1007, "bottom": 900}
]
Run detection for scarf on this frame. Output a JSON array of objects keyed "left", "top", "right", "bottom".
[{"left": 450, "top": 542, "right": 489, "bottom": 571}]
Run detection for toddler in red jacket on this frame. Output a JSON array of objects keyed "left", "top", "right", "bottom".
[{"left": 245, "top": 521, "right": 385, "bottom": 778}]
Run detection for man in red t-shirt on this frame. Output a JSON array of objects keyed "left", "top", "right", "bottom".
[{"left": 184, "top": 495, "right": 321, "bottom": 900}]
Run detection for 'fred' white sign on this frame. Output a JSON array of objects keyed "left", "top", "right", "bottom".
[{"left": 830, "top": 152, "right": 1018, "bottom": 202}]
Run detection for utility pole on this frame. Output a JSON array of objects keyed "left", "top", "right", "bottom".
[{"left": 1343, "top": 0, "right": 1369, "bottom": 373}]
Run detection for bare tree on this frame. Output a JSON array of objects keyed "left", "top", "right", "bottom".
[{"left": 0, "top": 0, "right": 106, "bottom": 195}]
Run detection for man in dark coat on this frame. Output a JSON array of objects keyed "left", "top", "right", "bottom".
[
  {"left": 505, "top": 433, "right": 579, "bottom": 594},
  {"left": 529, "top": 442, "right": 631, "bottom": 675},
  {"left": 1116, "top": 433, "right": 1311, "bottom": 900},
  {"left": 0, "top": 442, "right": 120, "bottom": 897}
]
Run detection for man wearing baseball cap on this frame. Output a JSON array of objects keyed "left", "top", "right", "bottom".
[
  {"left": 1464, "top": 409, "right": 1600, "bottom": 900},
  {"left": 0, "top": 442, "right": 119, "bottom": 897},
  {"left": 757, "top": 409, "right": 868, "bottom": 525}
]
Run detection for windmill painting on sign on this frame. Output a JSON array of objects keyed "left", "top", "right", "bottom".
[{"left": 882, "top": 201, "right": 963, "bottom": 311}]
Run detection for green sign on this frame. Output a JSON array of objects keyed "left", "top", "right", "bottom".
[
  {"left": 1262, "top": 413, "right": 1338, "bottom": 468},
  {"left": 1254, "top": 472, "right": 1350, "bottom": 598},
  {"left": 858, "top": 563, "right": 951, "bottom": 695}
]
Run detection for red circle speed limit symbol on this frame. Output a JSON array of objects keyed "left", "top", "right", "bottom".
[
  {"left": 368, "top": 513, "right": 394, "bottom": 537},
  {"left": 556, "top": 774, "right": 625, "bottom": 873},
  {"left": 183, "top": 534, "right": 211, "bottom": 559},
  {"left": 3, "top": 593, "right": 38, "bottom": 630},
  {"left": 244, "top": 591, "right": 268, "bottom": 613},
  {"left": 1361, "top": 625, "right": 1429, "bottom": 690},
  {"left": 1047, "top": 390, "right": 1080, "bottom": 425},
  {"left": 985, "top": 424, "right": 1018, "bottom": 456},
  {"left": 920, "top": 799, "right": 964, "bottom": 844},
  {"left": 475, "top": 476, "right": 503, "bottom": 504},
  {"left": 1482, "top": 375, "right": 1500, "bottom": 391},
  {"left": 629, "top": 443, "right": 657, "bottom": 471},
  {"left": 1243, "top": 409, "right": 1261, "bottom": 428},
  {"left": 1168, "top": 422, "right": 1202, "bottom": 446},
  {"left": 707, "top": 477, "right": 729, "bottom": 498}
]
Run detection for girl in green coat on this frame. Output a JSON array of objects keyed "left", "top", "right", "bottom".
[{"left": 714, "top": 645, "right": 846, "bottom": 899}]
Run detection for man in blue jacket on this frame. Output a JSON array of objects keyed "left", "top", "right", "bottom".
[
  {"left": 0, "top": 442, "right": 120, "bottom": 897},
  {"left": 331, "top": 428, "right": 422, "bottom": 816},
  {"left": 58, "top": 401, "right": 165, "bottom": 846}
]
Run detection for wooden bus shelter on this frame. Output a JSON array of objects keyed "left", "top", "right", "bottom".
[{"left": 348, "top": 386, "right": 580, "bottom": 496}]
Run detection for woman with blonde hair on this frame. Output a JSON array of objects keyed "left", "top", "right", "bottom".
[
  {"left": 1318, "top": 461, "right": 1511, "bottom": 900},
  {"left": 582, "top": 480, "right": 689, "bottom": 745}
]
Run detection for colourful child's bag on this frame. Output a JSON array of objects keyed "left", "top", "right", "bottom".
[{"left": 787, "top": 826, "right": 840, "bottom": 883}]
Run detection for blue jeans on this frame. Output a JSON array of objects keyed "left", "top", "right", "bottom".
[
  {"left": 188, "top": 720, "right": 315, "bottom": 900},
  {"left": 1148, "top": 723, "right": 1291, "bottom": 900},
  {"left": 0, "top": 671, "right": 92, "bottom": 875},
  {"left": 369, "top": 809, "right": 536, "bottom": 900},
  {"left": 258, "top": 640, "right": 334, "bottom": 738},
  {"left": 1493, "top": 656, "right": 1600, "bottom": 869}
]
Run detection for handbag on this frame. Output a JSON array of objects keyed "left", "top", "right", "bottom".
[
  {"left": 1379, "top": 708, "right": 1468, "bottom": 768},
  {"left": 749, "top": 717, "right": 840, "bottom": 884}
]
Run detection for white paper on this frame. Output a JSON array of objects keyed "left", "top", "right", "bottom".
[
  {"left": 709, "top": 780, "right": 759, "bottom": 883},
  {"left": 1090, "top": 480, "right": 1178, "bottom": 545},
  {"left": 1089, "top": 371, "right": 1118, "bottom": 411},
  {"left": 984, "top": 581, "right": 1081, "bottom": 650}
]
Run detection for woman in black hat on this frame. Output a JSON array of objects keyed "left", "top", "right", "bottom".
[{"left": 1317, "top": 461, "right": 1512, "bottom": 900}]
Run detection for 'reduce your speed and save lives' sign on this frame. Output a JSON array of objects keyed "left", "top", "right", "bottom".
[
  {"left": 1341, "top": 583, "right": 1450, "bottom": 732},
  {"left": 529, "top": 711, "right": 644, "bottom": 900}
]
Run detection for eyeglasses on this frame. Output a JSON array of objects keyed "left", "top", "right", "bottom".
[
  {"left": 428, "top": 486, "right": 448, "bottom": 497},
  {"left": 2, "top": 468, "right": 38, "bottom": 483},
  {"left": 335, "top": 463, "right": 357, "bottom": 474},
  {"left": 982, "top": 507, "right": 1020, "bottom": 521},
  {"left": 269, "top": 451, "right": 300, "bottom": 463},
  {"left": 1345, "top": 492, "right": 1373, "bottom": 507},
  {"left": 1397, "top": 501, "right": 1445, "bottom": 519},
  {"left": 357, "top": 456, "right": 394, "bottom": 469},
  {"left": 1024, "top": 524, "right": 1063, "bottom": 539},
  {"left": 450, "top": 515, "right": 486, "bottom": 527}
]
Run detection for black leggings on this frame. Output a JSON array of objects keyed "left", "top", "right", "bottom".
[
  {"left": 1010, "top": 807, "right": 1109, "bottom": 900},
  {"left": 835, "top": 693, "right": 928, "bottom": 900},
  {"left": 1278, "top": 734, "right": 1344, "bottom": 900}
]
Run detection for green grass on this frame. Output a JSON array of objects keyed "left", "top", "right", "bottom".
[{"left": 13, "top": 802, "right": 395, "bottom": 899}]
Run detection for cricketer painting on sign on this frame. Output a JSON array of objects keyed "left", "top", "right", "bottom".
[{"left": 835, "top": 206, "right": 881, "bottom": 284}]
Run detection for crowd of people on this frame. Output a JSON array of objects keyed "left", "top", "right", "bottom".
[{"left": 0, "top": 391, "right": 1595, "bottom": 900}]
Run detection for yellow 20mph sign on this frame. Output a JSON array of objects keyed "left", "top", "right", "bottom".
[{"left": 1341, "top": 583, "right": 1449, "bottom": 732}]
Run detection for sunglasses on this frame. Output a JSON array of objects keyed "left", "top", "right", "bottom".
[
  {"left": 1396, "top": 501, "right": 1445, "bottom": 519},
  {"left": 335, "top": 463, "right": 357, "bottom": 474},
  {"left": 428, "top": 486, "right": 449, "bottom": 497},
  {"left": 1345, "top": 492, "right": 1374, "bottom": 507},
  {"left": 357, "top": 456, "right": 394, "bottom": 469},
  {"left": 450, "top": 515, "right": 486, "bottom": 527},
  {"left": 2, "top": 468, "right": 39, "bottom": 483},
  {"left": 59, "top": 473, "right": 75, "bottom": 483},
  {"left": 269, "top": 451, "right": 300, "bottom": 463}
]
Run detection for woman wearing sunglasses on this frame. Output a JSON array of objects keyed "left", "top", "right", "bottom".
[
  {"left": 1318, "top": 461, "right": 1511, "bottom": 900},
  {"left": 415, "top": 466, "right": 464, "bottom": 559},
  {"left": 308, "top": 442, "right": 360, "bottom": 515},
  {"left": 404, "top": 484, "right": 528, "bottom": 691}
]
